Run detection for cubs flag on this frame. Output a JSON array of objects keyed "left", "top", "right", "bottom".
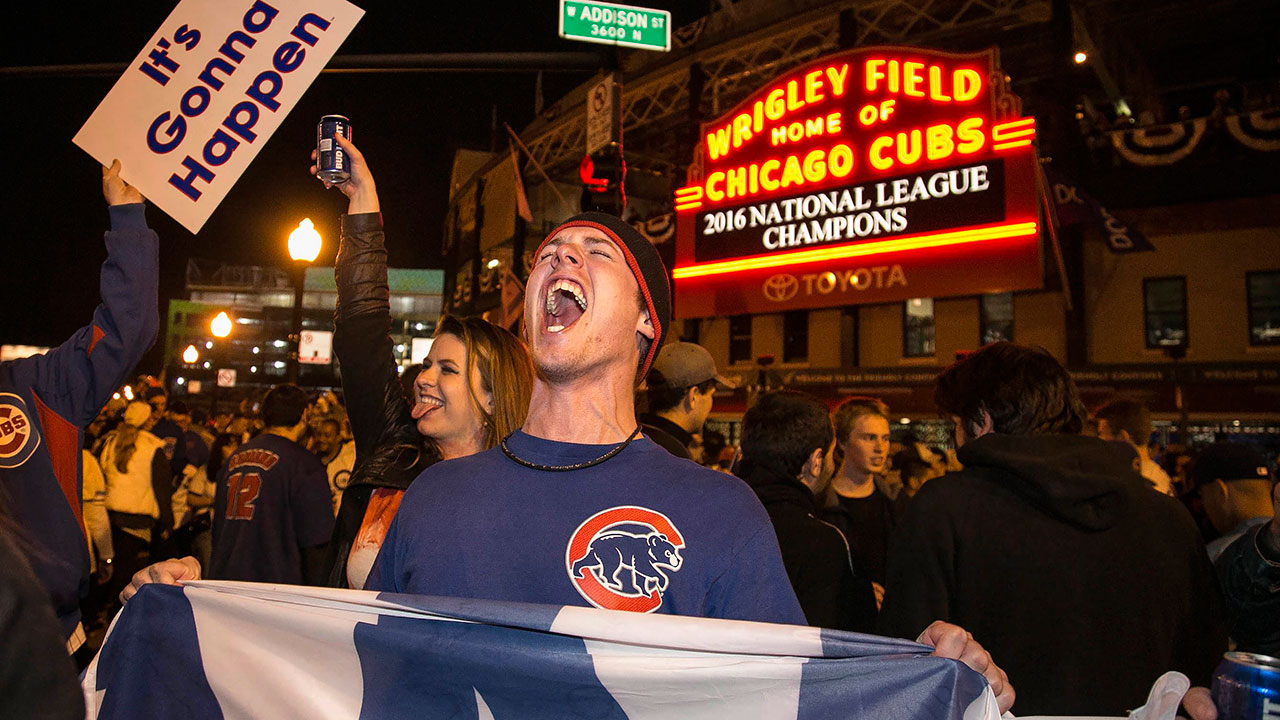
[{"left": 84, "top": 581, "right": 1000, "bottom": 719}]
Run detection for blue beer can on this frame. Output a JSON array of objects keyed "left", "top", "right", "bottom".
[
  {"left": 316, "top": 115, "right": 352, "bottom": 184},
  {"left": 1213, "top": 652, "right": 1280, "bottom": 720}
]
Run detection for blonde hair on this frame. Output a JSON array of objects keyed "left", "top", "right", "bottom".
[
  {"left": 109, "top": 425, "right": 141, "bottom": 473},
  {"left": 434, "top": 315, "right": 533, "bottom": 449},
  {"left": 110, "top": 401, "right": 152, "bottom": 472}
]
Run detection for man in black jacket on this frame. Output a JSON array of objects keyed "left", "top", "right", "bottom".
[
  {"left": 739, "top": 391, "right": 877, "bottom": 632},
  {"left": 879, "top": 342, "right": 1226, "bottom": 716}
]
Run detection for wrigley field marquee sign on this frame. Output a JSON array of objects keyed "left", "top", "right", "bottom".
[{"left": 672, "top": 46, "right": 1044, "bottom": 317}]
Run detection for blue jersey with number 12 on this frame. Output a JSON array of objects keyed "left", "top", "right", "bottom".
[{"left": 211, "top": 433, "right": 333, "bottom": 583}]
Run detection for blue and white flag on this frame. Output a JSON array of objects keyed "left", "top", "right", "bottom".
[{"left": 83, "top": 581, "right": 999, "bottom": 719}]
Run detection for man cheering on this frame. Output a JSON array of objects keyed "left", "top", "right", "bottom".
[{"left": 368, "top": 213, "right": 800, "bottom": 620}]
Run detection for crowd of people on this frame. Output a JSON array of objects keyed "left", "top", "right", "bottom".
[{"left": 2, "top": 147, "right": 1276, "bottom": 720}]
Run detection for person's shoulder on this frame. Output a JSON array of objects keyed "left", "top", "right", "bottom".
[
  {"left": 636, "top": 441, "right": 751, "bottom": 490},
  {"left": 910, "top": 469, "right": 989, "bottom": 503},
  {"left": 803, "top": 514, "right": 851, "bottom": 552},
  {"left": 399, "top": 446, "right": 504, "bottom": 498},
  {"left": 136, "top": 429, "right": 166, "bottom": 449}
]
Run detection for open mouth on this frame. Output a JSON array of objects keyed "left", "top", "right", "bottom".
[
  {"left": 544, "top": 277, "right": 588, "bottom": 333},
  {"left": 411, "top": 391, "right": 444, "bottom": 420}
]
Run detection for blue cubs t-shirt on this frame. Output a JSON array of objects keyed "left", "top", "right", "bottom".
[
  {"left": 211, "top": 433, "right": 333, "bottom": 584},
  {"left": 367, "top": 432, "right": 806, "bottom": 624}
]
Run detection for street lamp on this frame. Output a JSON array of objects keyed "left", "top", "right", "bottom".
[
  {"left": 288, "top": 218, "right": 322, "bottom": 263},
  {"left": 210, "top": 311, "right": 233, "bottom": 338},
  {"left": 287, "top": 219, "right": 322, "bottom": 384},
  {"left": 182, "top": 344, "right": 199, "bottom": 364}
]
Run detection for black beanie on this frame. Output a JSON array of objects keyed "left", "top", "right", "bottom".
[{"left": 535, "top": 212, "right": 671, "bottom": 381}]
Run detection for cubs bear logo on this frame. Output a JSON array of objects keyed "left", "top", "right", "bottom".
[
  {"left": 0, "top": 393, "right": 40, "bottom": 469},
  {"left": 565, "top": 506, "right": 685, "bottom": 613}
]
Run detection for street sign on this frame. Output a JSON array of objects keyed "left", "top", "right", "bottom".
[
  {"left": 298, "top": 330, "right": 333, "bottom": 365},
  {"left": 586, "top": 74, "right": 619, "bottom": 154},
  {"left": 216, "top": 369, "right": 237, "bottom": 388},
  {"left": 559, "top": 0, "right": 670, "bottom": 52}
]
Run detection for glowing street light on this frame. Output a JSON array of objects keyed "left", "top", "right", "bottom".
[
  {"left": 288, "top": 218, "right": 322, "bottom": 262},
  {"left": 287, "top": 219, "right": 322, "bottom": 384},
  {"left": 182, "top": 344, "right": 199, "bottom": 363},
  {"left": 1073, "top": 51, "right": 1087, "bottom": 64},
  {"left": 210, "top": 311, "right": 233, "bottom": 338}
]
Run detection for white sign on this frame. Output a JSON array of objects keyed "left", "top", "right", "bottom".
[
  {"left": 216, "top": 368, "right": 237, "bottom": 387},
  {"left": 74, "top": 0, "right": 365, "bottom": 233},
  {"left": 410, "top": 337, "right": 433, "bottom": 364},
  {"left": 586, "top": 74, "right": 616, "bottom": 155},
  {"left": 298, "top": 329, "right": 333, "bottom": 365}
]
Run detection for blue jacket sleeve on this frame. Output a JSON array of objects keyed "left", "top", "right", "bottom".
[{"left": 19, "top": 204, "right": 158, "bottom": 425}]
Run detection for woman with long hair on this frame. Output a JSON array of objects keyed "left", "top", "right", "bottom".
[
  {"left": 118, "top": 137, "right": 535, "bottom": 601},
  {"left": 322, "top": 135, "right": 533, "bottom": 587},
  {"left": 101, "top": 401, "right": 172, "bottom": 607}
]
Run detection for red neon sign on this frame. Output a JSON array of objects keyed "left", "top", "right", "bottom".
[
  {"left": 672, "top": 45, "right": 1043, "bottom": 318},
  {"left": 672, "top": 220, "right": 1038, "bottom": 279}
]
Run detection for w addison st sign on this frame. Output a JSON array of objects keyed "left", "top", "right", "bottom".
[{"left": 672, "top": 46, "right": 1044, "bottom": 317}]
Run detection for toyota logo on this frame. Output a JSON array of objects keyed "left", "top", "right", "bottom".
[{"left": 762, "top": 274, "right": 799, "bottom": 302}]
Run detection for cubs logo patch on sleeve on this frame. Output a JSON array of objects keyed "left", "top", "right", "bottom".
[
  {"left": 565, "top": 506, "right": 685, "bottom": 613},
  {"left": 0, "top": 393, "right": 40, "bottom": 469}
]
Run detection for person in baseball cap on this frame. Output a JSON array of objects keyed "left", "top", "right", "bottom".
[
  {"left": 1193, "top": 442, "right": 1274, "bottom": 560},
  {"left": 641, "top": 342, "right": 735, "bottom": 461}
]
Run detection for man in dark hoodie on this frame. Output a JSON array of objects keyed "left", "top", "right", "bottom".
[
  {"left": 878, "top": 342, "right": 1225, "bottom": 716},
  {"left": 739, "top": 391, "right": 878, "bottom": 632}
]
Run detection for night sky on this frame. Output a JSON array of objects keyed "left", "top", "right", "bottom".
[{"left": 0, "top": 1, "right": 699, "bottom": 371}]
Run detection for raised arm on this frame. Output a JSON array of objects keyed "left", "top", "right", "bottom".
[
  {"left": 16, "top": 161, "right": 157, "bottom": 427},
  {"left": 313, "top": 137, "right": 411, "bottom": 461}
]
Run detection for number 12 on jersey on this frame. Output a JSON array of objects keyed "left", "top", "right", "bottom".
[{"left": 226, "top": 471, "right": 261, "bottom": 520}]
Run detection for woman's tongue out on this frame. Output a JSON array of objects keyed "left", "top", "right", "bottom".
[{"left": 547, "top": 289, "right": 585, "bottom": 333}]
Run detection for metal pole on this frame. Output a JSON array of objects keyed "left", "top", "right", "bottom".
[{"left": 288, "top": 263, "right": 305, "bottom": 385}]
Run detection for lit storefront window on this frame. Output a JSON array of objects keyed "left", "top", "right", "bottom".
[
  {"left": 1143, "top": 277, "right": 1187, "bottom": 349},
  {"left": 1248, "top": 271, "right": 1280, "bottom": 346},
  {"left": 980, "top": 292, "right": 1014, "bottom": 344},
  {"left": 903, "top": 297, "right": 935, "bottom": 357}
]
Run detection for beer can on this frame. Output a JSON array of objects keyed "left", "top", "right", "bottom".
[
  {"left": 1212, "top": 652, "right": 1280, "bottom": 720},
  {"left": 316, "top": 115, "right": 352, "bottom": 184}
]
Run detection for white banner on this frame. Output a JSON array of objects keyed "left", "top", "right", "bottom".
[{"left": 74, "top": 0, "right": 365, "bottom": 233}]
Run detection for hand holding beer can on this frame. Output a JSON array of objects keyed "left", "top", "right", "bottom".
[
  {"left": 316, "top": 115, "right": 352, "bottom": 184},
  {"left": 1212, "top": 652, "right": 1280, "bottom": 720}
]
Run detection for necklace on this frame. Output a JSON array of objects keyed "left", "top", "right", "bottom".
[{"left": 500, "top": 426, "right": 642, "bottom": 472}]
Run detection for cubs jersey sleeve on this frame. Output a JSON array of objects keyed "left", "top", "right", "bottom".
[
  {"left": 210, "top": 434, "right": 334, "bottom": 584},
  {"left": 367, "top": 433, "right": 805, "bottom": 624},
  {"left": 0, "top": 203, "right": 158, "bottom": 639}
]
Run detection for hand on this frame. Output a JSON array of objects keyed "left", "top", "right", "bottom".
[
  {"left": 310, "top": 133, "right": 379, "bottom": 214},
  {"left": 871, "top": 582, "right": 885, "bottom": 610},
  {"left": 1179, "top": 686, "right": 1215, "bottom": 720},
  {"left": 95, "top": 560, "right": 114, "bottom": 584},
  {"left": 102, "top": 160, "right": 143, "bottom": 206},
  {"left": 119, "top": 556, "right": 201, "bottom": 605},
  {"left": 917, "top": 621, "right": 1015, "bottom": 714}
]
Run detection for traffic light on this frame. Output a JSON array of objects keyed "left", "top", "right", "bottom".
[{"left": 579, "top": 148, "right": 626, "bottom": 215}]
